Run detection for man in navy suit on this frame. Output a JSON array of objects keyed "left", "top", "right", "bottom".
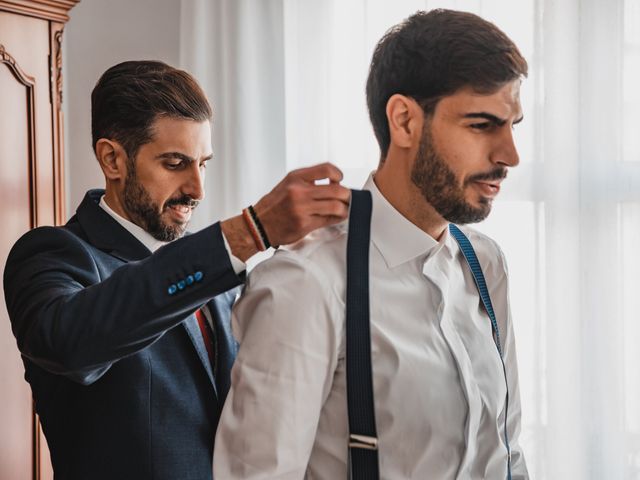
[{"left": 3, "top": 60, "right": 350, "bottom": 480}]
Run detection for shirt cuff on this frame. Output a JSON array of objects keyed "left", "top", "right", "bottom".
[{"left": 221, "top": 230, "right": 247, "bottom": 275}]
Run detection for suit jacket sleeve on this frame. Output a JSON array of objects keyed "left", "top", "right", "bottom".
[{"left": 3, "top": 222, "right": 242, "bottom": 385}]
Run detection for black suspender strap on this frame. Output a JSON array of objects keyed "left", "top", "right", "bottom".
[{"left": 346, "top": 189, "right": 380, "bottom": 479}]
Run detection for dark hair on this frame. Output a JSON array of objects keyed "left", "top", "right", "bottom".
[
  {"left": 91, "top": 60, "right": 212, "bottom": 159},
  {"left": 366, "top": 9, "right": 528, "bottom": 159}
]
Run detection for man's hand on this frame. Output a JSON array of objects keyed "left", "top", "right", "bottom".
[
  {"left": 221, "top": 163, "right": 351, "bottom": 262},
  {"left": 254, "top": 163, "right": 351, "bottom": 246}
]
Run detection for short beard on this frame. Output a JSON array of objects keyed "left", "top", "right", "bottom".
[
  {"left": 122, "top": 158, "right": 197, "bottom": 241},
  {"left": 410, "top": 123, "right": 505, "bottom": 225}
]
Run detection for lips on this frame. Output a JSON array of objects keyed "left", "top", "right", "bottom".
[
  {"left": 167, "top": 204, "right": 193, "bottom": 223},
  {"left": 170, "top": 205, "right": 190, "bottom": 214},
  {"left": 473, "top": 181, "right": 501, "bottom": 198}
]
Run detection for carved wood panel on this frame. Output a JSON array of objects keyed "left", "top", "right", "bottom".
[
  {"left": 0, "top": 43, "right": 39, "bottom": 228},
  {"left": 51, "top": 24, "right": 65, "bottom": 225}
]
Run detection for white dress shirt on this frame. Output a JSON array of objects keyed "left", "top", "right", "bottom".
[{"left": 214, "top": 175, "right": 528, "bottom": 479}]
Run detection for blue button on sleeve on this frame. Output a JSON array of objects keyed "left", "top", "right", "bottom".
[
  {"left": 168, "top": 284, "right": 178, "bottom": 295},
  {"left": 186, "top": 275, "right": 195, "bottom": 286},
  {"left": 177, "top": 280, "right": 186, "bottom": 290},
  {"left": 194, "top": 271, "right": 204, "bottom": 282}
]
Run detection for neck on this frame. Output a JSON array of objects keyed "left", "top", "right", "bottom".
[
  {"left": 374, "top": 155, "right": 448, "bottom": 241},
  {"left": 103, "top": 188, "right": 133, "bottom": 223}
]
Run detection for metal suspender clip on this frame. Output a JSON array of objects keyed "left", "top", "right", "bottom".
[{"left": 349, "top": 434, "right": 378, "bottom": 450}]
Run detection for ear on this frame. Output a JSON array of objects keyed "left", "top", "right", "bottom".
[
  {"left": 385, "top": 94, "right": 424, "bottom": 149},
  {"left": 95, "top": 138, "right": 128, "bottom": 181}
]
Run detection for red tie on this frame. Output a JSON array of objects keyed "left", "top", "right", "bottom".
[{"left": 195, "top": 308, "right": 215, "bottom": 368}]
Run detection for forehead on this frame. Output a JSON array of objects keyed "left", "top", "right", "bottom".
[
  {"left": 147, "top": 117, "right": 212, "bottom": 152},
  {"left": 435, "top": 80, "right": 523, "bottom": 120}
]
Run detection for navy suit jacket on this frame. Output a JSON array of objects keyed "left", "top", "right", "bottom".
[{"left": 3, "top": 190, "right": 243, "bottom": 480}]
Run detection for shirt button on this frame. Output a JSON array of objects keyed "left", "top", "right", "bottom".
[
  {"left": 194, "top": 271, "right": 204, "bottom": 282},
  {"left": 177, "top": 280, "right": 186, "bottom": 290},
  {"left": 168, "top": 284, "right": 178, "bottom": 295},
  {"left": 186, "top": 275, "right": 195, "bottom": 286}
]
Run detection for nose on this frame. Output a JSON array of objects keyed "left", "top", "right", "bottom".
[
  {"left": 183, "top": 162, "right": 206, "bottom": 201},
  {"left": 492, "top": 127, "right": 520, "bottom": 168}
]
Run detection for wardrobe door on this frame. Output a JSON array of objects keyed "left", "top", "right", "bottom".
[{"left": 0, "top": 10, "right": 56, "bottom": 480}]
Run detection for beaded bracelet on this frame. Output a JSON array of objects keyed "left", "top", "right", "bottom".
[
  {"left": 248, "top": 205, "right": 272, "bottom": 249},
  {"left": 242, "top": 206, "right": 272, "bottom": 251}
]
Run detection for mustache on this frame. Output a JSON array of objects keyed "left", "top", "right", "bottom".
[
  {"left": 164, "top": 195, "right": 199, "bottom": 210},
  {"left": 466, "top": 167, "right": 508, "bottom": 184}
]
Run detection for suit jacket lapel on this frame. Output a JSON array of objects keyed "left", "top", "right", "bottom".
[
  {"left": 75, "top": 189, "right": 151, "bottom": 261},
  {"left": 182, "top": 313, "right": 218, "bottom": 399},
  {"left": 207, "top": 290, "right": 240, "bottom": 405}
]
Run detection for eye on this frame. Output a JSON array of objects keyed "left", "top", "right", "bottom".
[
  {"left": 165, "top": 160, "right": 186, "bottom": 170},
  {"left": 470, "top": 122, "right": 493, "bottom": 131}
]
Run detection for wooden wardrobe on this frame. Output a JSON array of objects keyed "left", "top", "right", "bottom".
[{"left": 0, "top": 1, "right": 79, "bottom": 478}]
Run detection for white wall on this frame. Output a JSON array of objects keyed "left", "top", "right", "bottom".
[{"left": 63, "top": 0, "right": 182, "bottom": 217}]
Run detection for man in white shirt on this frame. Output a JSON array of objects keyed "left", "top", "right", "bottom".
[{"left": 214, "top": 9, "right": 529, "bottom": 479}]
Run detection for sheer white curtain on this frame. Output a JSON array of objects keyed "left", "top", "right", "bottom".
[
  {"left": 180, "top": 0, "right": 640, "bottom": 478},
  {"left": 179, "top": 0, "right": 288, "bottom": 229}
]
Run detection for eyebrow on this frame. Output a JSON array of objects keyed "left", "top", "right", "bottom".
[
  {"left": 156, "top": 152, "right": 213, "bottom": 163},
  {"left": 463, "top": 112, "right": 524, "bottom": 126}
]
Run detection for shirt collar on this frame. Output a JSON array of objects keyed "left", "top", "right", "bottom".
[
  {"left": 364, "top": 172, "right": 453, "bottom": 269},
  {"left": 99, "top": 195, "right": 168, "bottom": 253}
]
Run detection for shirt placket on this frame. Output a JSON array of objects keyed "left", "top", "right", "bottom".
[{"left": 423, "top": 255, "right": 483, "bottom": 479}]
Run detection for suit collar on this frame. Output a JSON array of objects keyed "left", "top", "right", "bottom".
[
  {"left": 98, "top": 195, "right": 169, "bottom": 253},
  {"left": 75, "top": 189, "right": 152, "bottom": 262}
]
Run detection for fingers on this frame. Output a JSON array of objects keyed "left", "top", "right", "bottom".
[
  {"left": 309, "top": 183, "right": 351, "bottom": 203},
  {"left": 290, "top": 162, "right": 344, "bottom": 184},
  {"left": 305, "top": 200, "right": 349, "bottom": 220}
]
